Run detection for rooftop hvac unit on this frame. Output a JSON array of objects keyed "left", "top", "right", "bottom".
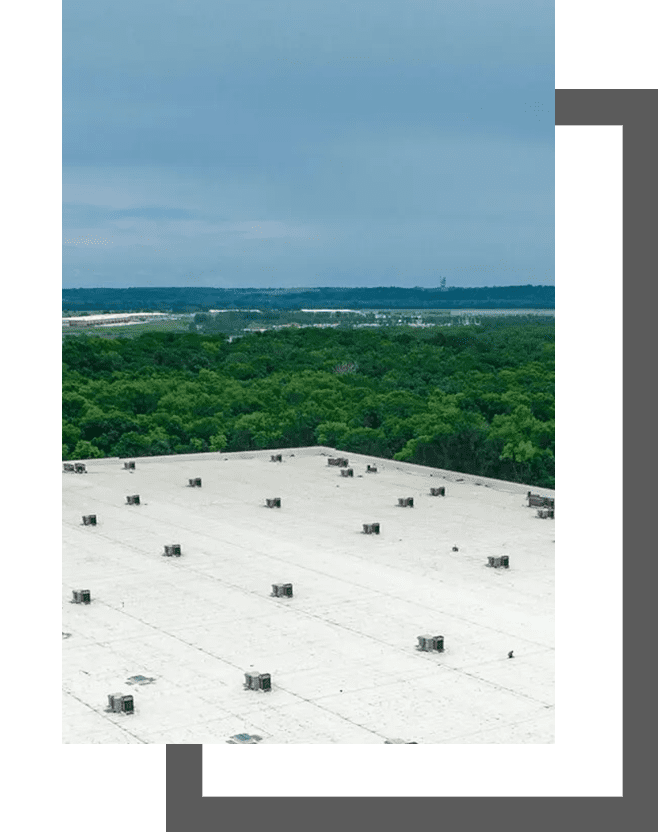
[
  {"left": 74, "top": 463, "right": 87, "bottom": 473},
  {"left": 123, "top": 461, "right": 136, "bottom": 470},
  {"left": 366, "top": 465, "right": 377, "bottom": 473},
  {"left": 126, "top": 495, "right": 140, "bottom": 505},
  {"left": 82, "top": 515, "right": 97, "bottom": 526},
  {"left": 537, "top": 508, "right": 555, "bottom": 519},
  {"left": 163, "top": 544, "right": 182, "bottom": 557},
  {"left": 430, "top": 487, "right": 445, "bottom": 496},
  {"left": 416, "top": 635, "right": 444, "bottom": 652},
  {"left": 271, "top": 454, "right": 282, "bottom": 462},
  {"left": 107, "top": 693, "right": 134, "bottom": 714},
  {"left": 528, "top": 493, "right": 555, "bottom": 509},
  {"left": 487, "top": 556, "right": 509, "bottom": 569},
  {"left": 363, "top": 523, "right": 380, "bottom": 535},
  {"left": 188, "top": 477, "right": 202, "bottom": 487},
  {"left": 244, "top": 672, "right": 272, "bottom": 692},
  {"left": 265, "top": 498, "right": 281, "bottom": 508},
  {"left": 72, "top": 590, "right": 91, "bottom": 604},
  {"left": 271, "top": 583, "right": 293, "bottom": 598},
  {"left": 63, "top": 463, "right": 75, "bottom": 473},
  {"left": 398, "top": 497, "right": 414, "bottom": 507},
  {"left": 340, "top": 468, "right": 354, "bottom": 477},
  {"left": 338, "top": 458, "right": 349, "bottom": 467}
]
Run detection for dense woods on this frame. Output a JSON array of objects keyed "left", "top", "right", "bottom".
[
  {"left": 62, "top": 284, "right": 555, "bottom": 312},
  {"left": 62, "top": 318, "right": 555, "bottom": 487}
]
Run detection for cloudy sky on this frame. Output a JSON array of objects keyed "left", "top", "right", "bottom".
[{"left": 63, "top": 0, "right": 554, "bottom": 289}]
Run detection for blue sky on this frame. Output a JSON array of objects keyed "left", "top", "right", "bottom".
[{"left": 63, "top": 0, "right": 554, "bottom": 289}]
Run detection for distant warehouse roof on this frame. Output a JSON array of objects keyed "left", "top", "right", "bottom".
[{"left": 62, "top": 312, "right": 170, "bottom": 327}]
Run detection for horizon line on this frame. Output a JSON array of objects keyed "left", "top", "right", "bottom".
[{"left": 62, "top": 284, "right": 555, "bottom": 291}]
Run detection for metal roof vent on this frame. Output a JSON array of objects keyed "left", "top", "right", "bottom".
[
  {"left": 487, "top": 555, "right": 509, "bottom": 568},
  {"left": 416, "top": 635, "right": 444, "bottom": 652},
  {"left": 527, "top": 492, "right": 555, "bottom": 509},
  {"left": 384, "top": 739, "right": 417, "bottom": 744},
  {"left": 107, "top": 693, "right": 134, "bottom": 714},
  {"left": 271, "top": 583, "right": 293, "bottom": 598},
  {"left": 244, "top": 672, "right": 272, "bottom": 692}
]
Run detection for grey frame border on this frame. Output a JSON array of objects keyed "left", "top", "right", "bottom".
[{"left": 166, "top": 89, "right": 649, "bottom": 827}]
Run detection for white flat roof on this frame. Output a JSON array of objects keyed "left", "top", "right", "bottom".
[
  {"left": 62, "top": 312, "right": 169, "bottom": 323},
  {"left": 63, "top": 447, "right": 554, "bottom": 744}
]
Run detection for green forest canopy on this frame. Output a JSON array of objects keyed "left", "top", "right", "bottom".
[{"left": 62, "top": 318, "right": 555, "bottom": 488}]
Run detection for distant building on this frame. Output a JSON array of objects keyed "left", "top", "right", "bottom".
[{"left": 62, "top": 312, "right": 169, "bottom": 328}]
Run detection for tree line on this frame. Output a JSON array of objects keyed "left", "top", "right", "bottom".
[
  {"left": 62, "top": 319, "right": 555, "bottom": 487},
  {"left": 62, "top": 284, "right": 555, "bottom": 312}
]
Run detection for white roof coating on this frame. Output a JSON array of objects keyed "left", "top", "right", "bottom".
[{"left": 62, "top": 447, "right": 554, "bottom": 744}]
